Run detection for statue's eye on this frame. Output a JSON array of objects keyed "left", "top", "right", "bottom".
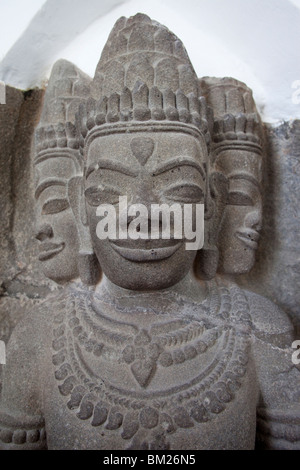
[
  {"left": 164, "top": 184, "right": 203, "bottom": 203},
  {"left": 85, "top": 187, "right": 102, "bottom": 206},
  {"left": 85, "top": 186, "right": 120, "bottom": 206},
  {"left": 42, "top": 198, "right": 70, "bottom": 215},
  {"left": 227, "top": 191, "right": 254, "bottom": 206}
]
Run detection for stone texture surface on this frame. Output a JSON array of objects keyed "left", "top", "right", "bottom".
[
  {"left": 238, "top": 121, "right": 300, "bottom": 336},
  {"left": 0, "top": 86, "right": 24, "bottom": 281},
  {"left": 0, "top": 13, "right": 299, "bottom": 451},
  {"left": 0, "top": 87, "right": 60, "bottom": 359},
  {"left": 0, "top": 85, "right": 52, "bottom": 290}
]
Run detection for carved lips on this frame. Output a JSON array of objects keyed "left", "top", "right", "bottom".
[
  {"left": 110, "top": 240, "right": 181, "bottom": 262},
  {"left": 38, "top": 241, "right": 65, "bottom": 261},
  {"left": 235, "top": 229, "right": 260, "bottom": 250}
]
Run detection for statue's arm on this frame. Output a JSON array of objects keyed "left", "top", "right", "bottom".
[
  {"left": 254, "top": 341, "right": 300, "bottom": 449},
  {"left": 249, "top": 294, "right": 300, "bottom": 449},
  {"left": 0, "top": 309, "right": 47, "bottom": 449},
  {"left": 256, "top": 404, "right": 300, "bottom": 450}
]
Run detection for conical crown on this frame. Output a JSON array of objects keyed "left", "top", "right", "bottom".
[
  {"left": 200, "top": 77, "right": 263, "bottom": 153},
  {"left": 78, "top": 14, "right": 211, "bottom": 155},
  {"left": 35, "top": 59, "right": 91, "bottom": 161}
]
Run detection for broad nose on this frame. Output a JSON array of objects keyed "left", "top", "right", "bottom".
[
  {"left": 35, "top": 224, "right": 53, "bottom": 241},
  {"left": 130, "top": 179, "right": 160, "bottom": 208},
  {"left": 126, "top": 182, "right": 160, "bottom": 234}
]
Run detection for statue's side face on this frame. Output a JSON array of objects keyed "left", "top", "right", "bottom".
[
  {"left": 85, "top": 132, "right": 205, "bottom": 290},
  {"left": 35, "top": 157, "right": 80, "bottom": 283},
  {"left": 216, "top": 150, "right": 262, "bottom": 274}
]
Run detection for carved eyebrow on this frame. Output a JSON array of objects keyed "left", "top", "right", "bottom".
[
  {"left": 35, "top": 178, "right": 67, "bottom": 199},
  {"left": 229, "top": 174, "right": 260, "bottom": 189},
  {"left": 86, "top": 159, "right": 139, "bottom": 179},
  {"left": 164, "top": 181, "right": 204, "bottom": 191},
  {"left": 152, "top": 157, "right": 205, "bottom": 179}
]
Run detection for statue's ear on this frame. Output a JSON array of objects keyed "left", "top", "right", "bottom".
[
  {"left": 194, "top": 171, "right": 228, "bottom": 280},
  {"left": 209, "top": 172, "right": 229, "bottom": 235},
  {"left": 210, "top": 171, "right": 228, "bottom": 205},
  {"left": 67, "top": 175, "right": 91, "bottom": 228},
  {"left": 67, "top": 176, "right": 101, "bottom": 285},
  {"left": 67, "top": 176, "right": 82, "bottom": 225}
]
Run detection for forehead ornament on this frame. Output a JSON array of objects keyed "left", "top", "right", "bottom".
[{"left": 130, "top": 136, "right": 155, "bottom": 165}]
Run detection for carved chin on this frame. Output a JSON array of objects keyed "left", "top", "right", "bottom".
[
  {"left": 95, "top": 240, "right": 196, "bottom": 290},
  {"left": 40, "top": 249, "right": 78, "bottom": 283},
  {"left": 221, "top": 246, "right": 256, "bottom": 275}
]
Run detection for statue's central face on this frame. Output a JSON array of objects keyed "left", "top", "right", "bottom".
[{"left": 85, "top": 131, "right": 205, "bottom": 290}]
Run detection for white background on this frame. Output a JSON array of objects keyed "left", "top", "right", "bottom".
[{"left": 0, "top": 0, "right": 300, "bottom": 122}]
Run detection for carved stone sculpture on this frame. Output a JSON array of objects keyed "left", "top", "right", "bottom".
[
  {"left": 34, "top": 59, "right": 99, "bottom": 285},
  {"left": 0, "top": 13, "right": 299, "bottom": 450},
  {"left": 201, "top": 77, "right": 263, "bottom": 275}
]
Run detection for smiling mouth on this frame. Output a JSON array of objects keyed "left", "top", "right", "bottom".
[
  {"left": 110, "top": 240, "right": 182, "bottom": 262},
  {"left": 38, "top": 242, "right": 65, "bottom": 261},
  {"left": 236, "top": 229, "right": 260, "bottom": 250}
]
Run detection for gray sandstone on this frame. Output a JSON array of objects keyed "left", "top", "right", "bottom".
[{"left": 0, "top": 13, "right": 299, "bottom": 450}]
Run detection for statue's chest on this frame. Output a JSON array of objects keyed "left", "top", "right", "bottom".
[{"left": 45, "top": 287, "right": 257, "bottom": 450}]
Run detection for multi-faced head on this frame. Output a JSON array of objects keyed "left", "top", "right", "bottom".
[{"left": 36, "top": 13, "right": 264, "bottom": 289}]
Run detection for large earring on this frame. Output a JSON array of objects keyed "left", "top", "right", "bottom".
[
  {"left": 78, "top": 250, "right": 101, "bottom": 285},
  {"left": 194, "top": 171, "right": 227, "bottom": 280},
  {"left": 68, "top": 176, "right": 101, "bottom": 285},
  {"left": 194, "top": 245, "right": 219, "bottom": 280}
]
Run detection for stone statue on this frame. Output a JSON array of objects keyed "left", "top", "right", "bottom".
[
  {"left": 0, "top": 13, "right": 299, "bottom": 450},
  {"left": 34, "top": 59, "right": 99, "bottom": 285},
  {"left": 200, "top": 77, "right": 263, "bottom": 275}
]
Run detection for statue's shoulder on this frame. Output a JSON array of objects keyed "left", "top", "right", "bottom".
[
  {"left": 243, "top": 288, "right": 294, "bottom": 346},
  {"left": 8, "top": 285, "right": 83, "bottom": 348},
  {"left": 211, "top": 276, "right": 294, "bottom": 346}
]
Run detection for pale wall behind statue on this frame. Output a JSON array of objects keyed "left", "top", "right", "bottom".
[{"left": 0, "top": 0, "right": 300, "bottom": 123}]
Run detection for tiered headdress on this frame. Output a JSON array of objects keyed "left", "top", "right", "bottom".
[
  {"left": 200, "top": 77, "right": 263, "bottom": 159},
  {"left": 35, "top": 59, "right": 91, "bottom": 167},
  {"left": 77, "top": 13, "right": 212, "bottom": 157}
]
